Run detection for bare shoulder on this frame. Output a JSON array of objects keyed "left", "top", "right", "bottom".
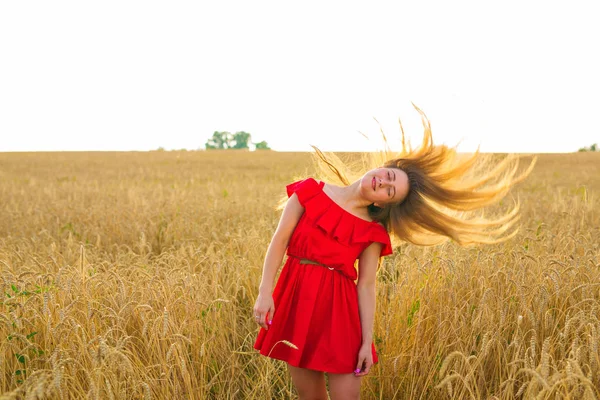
[
  {"left": 375, "top": 221, "right": 386, "bottom": 229},
  {"left": 285, "top": 192, "right": 305, "bottom": 212},
  {"left": 272, "top": 193, "right": 304, "bottom": 243}
]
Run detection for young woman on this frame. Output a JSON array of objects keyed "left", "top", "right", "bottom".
[{"left": 252, "top": 106, "right": 536, "bottom": 400}]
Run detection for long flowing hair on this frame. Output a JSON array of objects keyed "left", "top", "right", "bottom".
[{"left": 308, "top": 104, "right": 537, "bottom": 247}]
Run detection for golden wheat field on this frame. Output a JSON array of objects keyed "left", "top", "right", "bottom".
[{"left": 0, "top": 150, "right": 599, "bottom": 399}]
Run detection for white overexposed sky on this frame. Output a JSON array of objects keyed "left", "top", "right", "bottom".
[{"left": 1, "top": 1, "right": 598, "bottom": 153}]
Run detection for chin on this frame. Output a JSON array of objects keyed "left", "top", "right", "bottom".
[
  {"left": 360, "top": 177, "right": 372, "bottom": 196},
  {"left": 360, "top": 176, "right": 377, "bottom": 203}
]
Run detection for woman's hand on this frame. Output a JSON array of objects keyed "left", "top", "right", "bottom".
[
  {"left": 354, "top": 343, "right": 374, "bottom": 376},
  {"left": 253, "top": 292, "right": 275, "bottom": 330}
]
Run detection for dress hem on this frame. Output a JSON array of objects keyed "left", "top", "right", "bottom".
[{"left": 253, "top": 347, "right": 378, "bottom": 374}]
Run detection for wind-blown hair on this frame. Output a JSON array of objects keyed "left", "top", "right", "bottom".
[{"left": 309, "top": 104, "right": 537, "bottom": 247}]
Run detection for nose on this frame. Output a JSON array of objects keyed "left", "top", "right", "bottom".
[{"left": 379, "top": 177, "right": 390, "bottom": 187}]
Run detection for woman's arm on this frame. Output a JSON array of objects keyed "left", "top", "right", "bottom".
[
  {"left": 354, "top": 241, "right": 383, "bottom": 375},
  {"left": 258, "top": 193, "right": 304, "bottom": 294},
  {"left": 254, "top": 193, "right": 304, "bottom": 329}
]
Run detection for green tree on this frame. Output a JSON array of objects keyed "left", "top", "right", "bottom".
[
  {"left": 578, "top": 143, "right": 598, "bottom": 152},
  {"left": 232, "top": 131, "right": 252, "bottom": 149},
  {"left": 205, "top": 131, "right": 233, "bottom": 149},
  {"left": 254, "top": 140, "right": 271, "bottom": 150}
]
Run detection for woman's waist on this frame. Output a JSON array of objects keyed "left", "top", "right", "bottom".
[
  {"left": 286, "top": 253, "right": 356, "bottom": 280},
  {"left": 287, "top": 253, "right": 335, "bottom": 269}
]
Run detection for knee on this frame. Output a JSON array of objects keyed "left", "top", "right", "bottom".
[
  {"left": 327, "top": 374, "right": 361, "bottom": 400},
  {"left": 297, "top": 389, "right": 328, "bottom": 400},
  {"left": 298, "top": 395, "right": 328, "bottom": 400},
  {"left": 330, "top": 392, "right": 359, "bottom": 400}
]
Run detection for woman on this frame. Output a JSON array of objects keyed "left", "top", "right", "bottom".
[{"left": 253, "top": 105, "right": 536, "bottom": 400}]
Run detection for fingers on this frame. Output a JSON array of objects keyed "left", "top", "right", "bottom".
[
  {"left": 253, "top": 308, "right": 271, "bottom": 330},
  {"left": 258, "top": 314, "right": 268, "bottom": 330},
  {"left": 361, "top": 361, "right": 372, "bottom": 376},
  {"left": 354, "top": 357, "right": 365, "bottom": 375},
  {"left": 266, "top": 306, "right": 275, "bottom": 326},
  {"left": 354, "top": 357, "right": 373, "bottom": 377}
]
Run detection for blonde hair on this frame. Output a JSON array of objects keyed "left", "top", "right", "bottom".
[{"left": 308, "top": 104, "right": 537, "bottom": 247}]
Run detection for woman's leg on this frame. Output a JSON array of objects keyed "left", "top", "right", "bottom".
[
  {"left": 287, "top": 364, "right": 328, "bottom": 400},
  {"left": 327, "top": 372, "right": 361, "bottom": 400}
]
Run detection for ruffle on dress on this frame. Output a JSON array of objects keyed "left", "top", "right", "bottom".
[{"left": 286, "top": 178, "right": 393, "bottom": 257}]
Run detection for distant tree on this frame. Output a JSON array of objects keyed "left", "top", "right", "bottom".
[
  {"left": 578, "top": 143, "right": 598, "bottom": 152},
  {"left": 232, "top": 131, "right": 251, "bottom": 149},
  {"left": 254, "top": 140, "right": 271, "bottom": 150},
  {"left": 204, "top": 131, "right": 271, "bottom": 150},
  {"left": 205, "top": 131, "right": 233, "bottom": 149}
]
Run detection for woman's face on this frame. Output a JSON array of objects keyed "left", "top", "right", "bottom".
[{"left": 360, "top": 167, "right": 409, "bottom": 207}]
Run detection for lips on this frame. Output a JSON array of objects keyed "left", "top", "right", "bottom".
[{"left": 372, "top": 177, "right": 376, "bottom": 191}]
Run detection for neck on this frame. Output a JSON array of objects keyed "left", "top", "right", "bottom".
[{"left": 331, "top": 179, "right": 372, "bottom": 211}]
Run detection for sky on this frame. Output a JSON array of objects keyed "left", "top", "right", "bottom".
[{"left": 1, "top": 1, "right": 598, "bottom": 153}]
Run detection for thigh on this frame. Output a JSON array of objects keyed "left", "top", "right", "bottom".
[
  {"left": 287, "top": 364, "right": 328, "bottom": 400},
  {"left": 327, "top": 372, "right": 362, "bottom": 400}
]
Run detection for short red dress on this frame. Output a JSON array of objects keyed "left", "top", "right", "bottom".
[{"left": 253, "top": 177, "right": 393, "bottom": 373}]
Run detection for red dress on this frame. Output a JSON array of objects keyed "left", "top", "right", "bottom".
[{"left": 253, "top": 177, "right": 393, "bottom": 373}]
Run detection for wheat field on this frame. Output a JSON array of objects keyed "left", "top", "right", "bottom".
[{"left": 0, "top": 150, "right": 599, "bottom": 399}]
